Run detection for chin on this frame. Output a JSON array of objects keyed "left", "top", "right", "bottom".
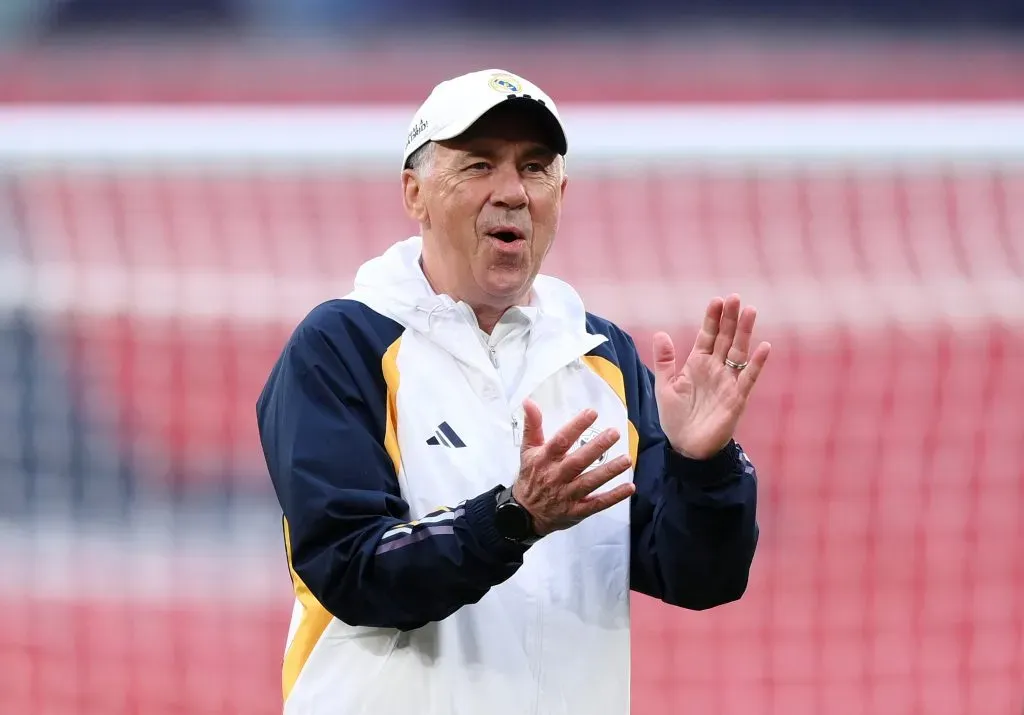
[
  {"left": 482, "top": 274, "right": 532, "bottom": 303},
  {"left": 485, "top": 284, "right": 530, "bottom": 303}
]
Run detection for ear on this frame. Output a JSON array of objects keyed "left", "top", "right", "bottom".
[
  {"left": 560, "top": 172, "right": 568, "bottom": 200},
  {"left": 402, "top": 169, "right": 429, "bottom": 225}
]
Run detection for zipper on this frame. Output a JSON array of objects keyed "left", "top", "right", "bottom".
[
  {"left": 532, "top": 598, "right": 545, "bottom": 715},
  {"left": 488, "top": 345, "right": 499, "bottom": 368},
  {"left": 511, "top": 414, "right": 520, "bottom": 445}
]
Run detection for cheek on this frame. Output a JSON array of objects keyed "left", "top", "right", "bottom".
[
  {"left": 530, "top": 187, "right": 562, "bottom": 233},
  {"left": 431, "top": 187, "right": 479, "bottom": 233}
]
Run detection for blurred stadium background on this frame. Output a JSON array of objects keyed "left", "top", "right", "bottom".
[{"left": 1, "top": 2, "right": 1023, "bottom": 714}]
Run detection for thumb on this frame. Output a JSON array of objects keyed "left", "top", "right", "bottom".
[
  {"left": 520, "top": 398, "right": 545, "bottom": 449},
  {"left": 651, "top": 332, "right": 677, "bottom": 385}
]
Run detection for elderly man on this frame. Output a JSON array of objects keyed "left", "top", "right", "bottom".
[{"left": 257, "top": 69, "right": 769, "bottom": 715}]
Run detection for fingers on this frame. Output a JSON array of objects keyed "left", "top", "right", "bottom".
[
  {"left": 737, "top": 341, "right": 771, "bottom": 398},
  {"left": 712, "top": 294, "right": 742, "bottom": 360},
  {"left": 651, "top": 332, "right": 676, "bottom": 386},
  {"left": 569, "top": 454, "right": 631, "bottom": 499},
  {"left": 543, "top": 408, "right": 598, "bottom": 461},
  {"left": 517, "top": 409, "right": 636, "bottom": 534},
  {"left": 726, "top": 305, "right": 757, "bottom": 368},
  {"left": 692, "top": 297, "right": 725, "bottom": 354},
  {"left": 520, "top": 399, "right": 546, "bottom": 449},
  {"left": 574, "top": 482, "right": 636, "bottom": 519},
  {"left": 561, "top": 427, "right": 621, "bottom": 474}
]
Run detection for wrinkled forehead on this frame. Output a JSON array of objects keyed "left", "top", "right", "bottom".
[{"left": 440, "top": 101, "right": 563, "bottom": 156}]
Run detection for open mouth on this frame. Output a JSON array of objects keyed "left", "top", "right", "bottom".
[{"left": 487, "top": 228, "right": 525, "bottom": 243}]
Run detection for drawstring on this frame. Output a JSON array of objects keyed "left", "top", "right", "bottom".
[{"left": 414, "top": 297, "right": 457, "bottom": 331}]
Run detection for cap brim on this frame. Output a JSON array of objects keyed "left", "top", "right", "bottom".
[{"left": 431, "top": 95, "right": 568, "bottom": 157}]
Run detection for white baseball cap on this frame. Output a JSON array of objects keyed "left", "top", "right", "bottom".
[{"left": 402, "top": 69, "right": 568, "bottom": 168}]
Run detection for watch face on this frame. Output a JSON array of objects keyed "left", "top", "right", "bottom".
[{"left": 495, "top": 502, "right": 530, "bottom": 540}]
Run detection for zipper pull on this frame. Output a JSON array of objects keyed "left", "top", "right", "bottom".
[
  {"left": 489, "top": 346, "right": 499, "bottom": 368},
  {"left": 511, "top": 415, "right": 520, "bottom": 445}
]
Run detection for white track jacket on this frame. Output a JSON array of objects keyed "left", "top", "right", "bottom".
[{"left": 257, "top": 237, "right": 759, "bottom": 715}]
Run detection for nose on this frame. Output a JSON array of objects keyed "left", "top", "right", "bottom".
[{"left": 489, "top": 163, "right": 528, "bottom": 210}]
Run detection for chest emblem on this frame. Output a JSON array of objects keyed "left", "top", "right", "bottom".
[{"left": 572, "top": 427, "right": 608, "bottom": 466}]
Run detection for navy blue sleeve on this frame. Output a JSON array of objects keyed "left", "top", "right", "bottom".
[
  {"left": 257, "top": 300, "right": 528, "bottom": 632},
  {"left": 585, "top": 315, "right": 759, "bottom": 611}
]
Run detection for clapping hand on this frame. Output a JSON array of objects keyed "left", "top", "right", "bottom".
[
  {"left": 651, "top": 295, "right": 770, "bottom": 460},
  {"left": 512, "top": 404, "right": 635, "bottom": 537}
]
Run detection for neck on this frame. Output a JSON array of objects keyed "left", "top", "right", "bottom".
[
  {"left": 419, "top": 241, "right": 522, "bottom": 335},
  {"left": 470, "top": 306, "right": 507, "bottom": 335}
]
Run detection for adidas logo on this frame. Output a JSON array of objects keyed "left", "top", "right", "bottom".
[{"left": 426, "top": 422, "right": 466, "bottom": 448}]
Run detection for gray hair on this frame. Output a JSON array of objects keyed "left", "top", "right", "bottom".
[{"left": 404, "top": 143, "right": 435, "bottom": 177}]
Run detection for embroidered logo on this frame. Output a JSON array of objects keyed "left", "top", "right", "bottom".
[
  {"left": 572, "top": 427, "right": 607, "bottom": 466},
  {"left": 406, "top": 118, "right": 429, "bottom": 147},
  {"left": 488, "top": 73, "right": 522, "bottom": 94}
]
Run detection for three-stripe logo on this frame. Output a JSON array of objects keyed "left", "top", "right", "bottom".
[{"left": 425, "top": 421, "right": 466, "bottom": 448}]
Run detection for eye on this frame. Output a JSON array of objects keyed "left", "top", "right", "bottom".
[
  {"left": 466, "top": 161, "right": 491, "bottom": 171},
  {"left": 523, "top": 162, "right": 546, "bottom": 173}
]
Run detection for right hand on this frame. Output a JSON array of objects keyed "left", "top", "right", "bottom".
[{"left": 512, "top": 399, "right": 636, "bottom": 537}]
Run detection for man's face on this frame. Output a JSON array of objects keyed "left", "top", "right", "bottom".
[{"left": 403, "top": 104, "right": 567, "bottom": 309}]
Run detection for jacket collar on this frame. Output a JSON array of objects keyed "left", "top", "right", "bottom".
[
  {"left": 347, "top": 237, "right": 607, "bottom": 384},
  {"left": 351, "top": 236, "right": 595, "bottom": 339}
]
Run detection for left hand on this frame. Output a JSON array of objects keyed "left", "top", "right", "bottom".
[{"left": 651, "top": 294, "right": 771, "bottom": 460}]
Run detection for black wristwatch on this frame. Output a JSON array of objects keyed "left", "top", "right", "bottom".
[{"left": 493, "top": 485, "right": 541, "bottom": 546}]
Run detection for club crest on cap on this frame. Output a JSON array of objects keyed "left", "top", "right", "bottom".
[{"left": 488, "top": 73, "right": 522, "bottom": 94}]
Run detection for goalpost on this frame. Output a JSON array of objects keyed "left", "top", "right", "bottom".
[{"left": 1, "top": 103, "right": 1021, "bottom": 715}]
